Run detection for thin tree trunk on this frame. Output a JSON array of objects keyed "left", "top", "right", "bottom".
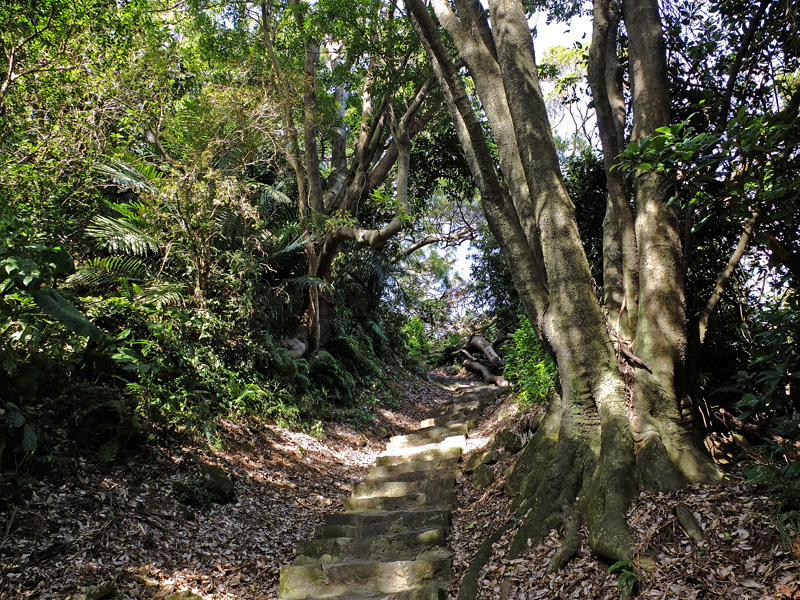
[
  {"left": 588, "top": 0, "right": 638, "bottom": 339},
  {"left": 698, "top": 211, "right": 759, "bottom": 345}
]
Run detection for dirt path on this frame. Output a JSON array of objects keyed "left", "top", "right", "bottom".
[
  {"left": 0, "top": 372, "right": 458, "bottom": 600},
  {"left": 277, "top": 379, "right": 503, "bottom": 600}
]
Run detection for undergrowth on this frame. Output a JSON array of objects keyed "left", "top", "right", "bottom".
[{"left": 504, "top": 315, "right": 556, "bottom": 407}]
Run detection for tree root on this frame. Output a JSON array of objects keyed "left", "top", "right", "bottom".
[{"left": 546, "top": 515, "right": 581, "bottom": 573}]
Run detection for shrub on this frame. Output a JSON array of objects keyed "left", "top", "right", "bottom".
[
  {"left": 402, "top": 316, "right": 431, "bottom": 364},
  {"left": 504, "top": 316, "right": 556, "bottom": 407}
]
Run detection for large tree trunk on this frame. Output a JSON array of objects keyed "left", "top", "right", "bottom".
[{"left": 407, "top": 0, "right": 723, "bottom": 575}]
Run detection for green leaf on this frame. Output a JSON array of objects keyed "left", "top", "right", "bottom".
[
  {"left": 781, "top": 462, "right": 800, "bottom": 478},
  {"left": 22, "top": 423, "right": 37, "bottom": 453},
  {"left": 42, "top": 247, "right": 75, "bottom": 276},
  {"left": 32, "top": 288, "right": 103, "bottom": 341},
  {"left": 8, "top": 410, "right": 25, "bottom": 428}
]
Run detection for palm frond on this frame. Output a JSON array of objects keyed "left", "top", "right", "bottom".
[
  {"left": 258, "top": 184, "right": 297, "bottom": 225},
  {"left": 94, "top": 158, "right": 163, "bottom": 194},
  {"left": 136, "top": 282, "right": 186, "bottom": 308},
  {"left": 265, "top": 232, "right": 310, "bottom": 263},
  {"left": 86, "top": 215, "right": 161, "bottom": 256},
  {"left": 306, "top": 208, "right": 330, "bottom": 233},
  {"left": 68, "top": 256, "right": 149, "bottom": 288},
  {"left": 285, "top": 275, "right": 329, "bottom": 290},
  {"left": 214, "top": 207, "right": 246, "bottom": 250}
]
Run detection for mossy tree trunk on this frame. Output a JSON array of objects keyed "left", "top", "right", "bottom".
[{"left": 406, "top": 0, "right": 724, "bottom": 574}]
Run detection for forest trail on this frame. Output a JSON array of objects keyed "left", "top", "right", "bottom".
[{"left": 277, "top": 379, "right": 504, "bottom": 600}]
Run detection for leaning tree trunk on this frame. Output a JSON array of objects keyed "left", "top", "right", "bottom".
[{"left": 407, "top": 0, "right": 723, "bottom": 576}]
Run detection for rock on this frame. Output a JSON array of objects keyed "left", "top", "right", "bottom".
[
  {"left": 482, "top": 449, "right": 508, "bottom": 466},
  {"left": 493, "top": 430, "right": 525, "bottom": 453},
  {"left": 370, "top": 425, "right": 393, "bottom": 440},
  {"left": 75, "top": 580, "right": 115, "bottom": 600},
  {"left": 471, "top": 464, "right": 495, "bottom": 490},
  {"left": 177, "top": 503, "right": 196, "bottom": 520},
  {"left": 199, "top": 462, "right": 235, "bottom": 504},
  {"left": 464, "top": 452, "right": 485, "bottom": 473}
]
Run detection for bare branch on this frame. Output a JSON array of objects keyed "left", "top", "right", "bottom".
[{"left": 697, "top": 211, "right": 759, "bottom": 345}]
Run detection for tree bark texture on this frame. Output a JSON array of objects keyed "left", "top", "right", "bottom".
[{"left": 407, "top": 0, "right": 724, "bottom": 572}]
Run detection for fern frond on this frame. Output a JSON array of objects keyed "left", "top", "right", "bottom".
[
  {"left": 68, "top": 256, "right": 149, "bottom": 288},
  {"left": 86, "top": 215, "right": 161, "bottom": 256},
  {"left": 136, "top": 282, "right": 186, "bottom": 308}
]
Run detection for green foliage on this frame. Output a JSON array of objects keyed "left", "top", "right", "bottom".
[
  {"left": 563, "top": 151, "right": 606, "bottom": 286},
  {"left": 742, "top": 434, "right": 800, "bottom": 547},
  {"left": 733, "top": 293, "right": 800, "bottom": 422},
  {"left": 504, "top": 316, "right": 556, "bottom": 407},
  {"left": 402, "top": 316, "right": 431, "bottom": 364},
  {"left": 608, "top": 560, "right": 638, "bottom": 596},
  {"left": 1, "top": 401, "right": 39, "bottom": 464},
  {"left": 1, "top": 220, "right": 103, "bottom": 399},
  {"left": 469, "top": 223, "right": 521, "bottom": 331},
  {"left": 309, "top": 350, "right": 357, "bottom": 404}
]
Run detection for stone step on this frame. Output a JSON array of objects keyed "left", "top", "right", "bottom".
[
  {"left": 366, "top": 465, "right": 458, "bottom": 484},
  {"left": 294, "top": 528, "right": 448, "bottom": 565},
  {"left": 293, "top": 585, "right": 445, "bottom": 600},
  {"left": 316, "top": 509, "right": 451, "bottom": 538},
  {"left": 343, "top": 490, "right": 456, "bottom": 513},
  {"left": 279, "top": 559, "right": 451, "bottom": 599},
  {"left": 441, "top": 398, "right": 483, "bottom": 412},
  {"left": 353, "top": 477, "right": 455, "bottom": 499},
  {"left": 369, "top": 456, "right": 459, "bottom": 476},
  {"left": 381, "top": 436, "right": 466, "bottom": 462},
  {"left": 419, "top": 415, "right": 476, "bottom": 429},
  {"left": 384, "top": 434, "right": 465, "bottom": 452},
  {"left": 376, "top": 446, "right": 462, "bottom": 467},
  {"left": 388, "top": 425, "right": 468, "bottom": 448}
]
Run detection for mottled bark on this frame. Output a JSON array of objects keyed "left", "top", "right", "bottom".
[
  {"left": 406, "top": 0, "right": 549, "bottom": 327},
  {"left": 430, "top": 0, "right": 548, "bottom": 287},
  {"left": 408, "top": 0, "right": 723, "bottom": 576},
  {"left": 588, "top": 0, "right": 638, "bottom": 339},
  {"left": 623, "top": 0, "right": 721, "bottom": 486}
]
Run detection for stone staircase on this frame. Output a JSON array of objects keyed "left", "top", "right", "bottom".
[{"left": 278, "top": 380, "right": 503, "bottom": 600}]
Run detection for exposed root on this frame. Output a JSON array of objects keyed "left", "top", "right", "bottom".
[{"left": 546, "top": 514, "right": 580, "bottom": 573}]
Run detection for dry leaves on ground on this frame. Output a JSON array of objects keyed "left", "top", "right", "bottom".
[
  {"left": 0, "top": 371, "right": 456, "bottom": 600},
  {"left": 448, "top": 393, "right": 800, "bottom": 600}
]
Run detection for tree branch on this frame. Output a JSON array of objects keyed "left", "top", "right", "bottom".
[
  {"left": 698, "top": 211, "right": 759, "bottom": 346},
  {"left": 714, "top": 0, "right": 771, "bottom": 133}
]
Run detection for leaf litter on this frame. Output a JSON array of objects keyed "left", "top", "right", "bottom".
[
  {"left": 448, "top": 394, "right": 800, "bottom": 600},
  {"left": 2, "top": 375, "right": 797, "bottom": 600},
  {"left": 0, "top": 372, "right": 453, "bottom": 600}
]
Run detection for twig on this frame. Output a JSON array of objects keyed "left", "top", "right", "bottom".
[{"left": 0, "top": 505, "right": 17, "bottom": 549}]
